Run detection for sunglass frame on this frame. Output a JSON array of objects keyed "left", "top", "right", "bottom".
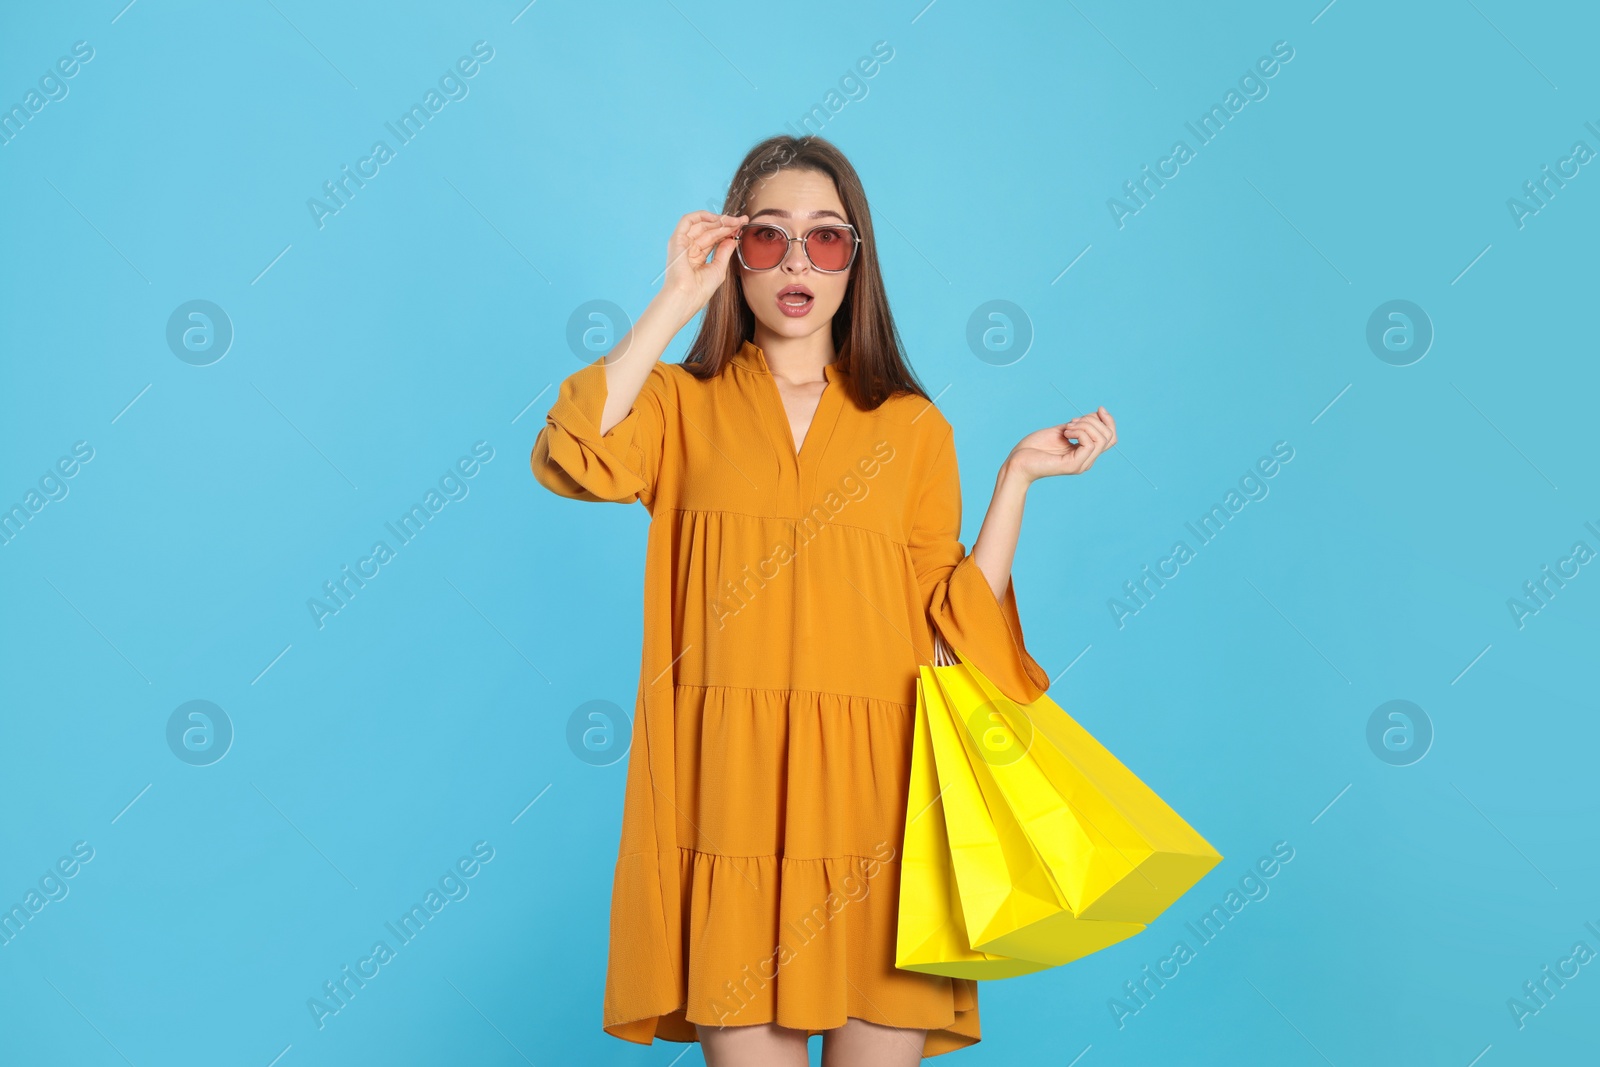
[{"left": 734, "top": 222, "right": 861, "bottom": 273}]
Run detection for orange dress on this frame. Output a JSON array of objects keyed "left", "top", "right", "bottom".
[{"left": 531, "top": 339, "right": 1051, "bottom": 1057}]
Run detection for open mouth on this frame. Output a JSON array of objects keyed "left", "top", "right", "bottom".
[{"left": 777, "top": 284, "right": 814, "bottom": 315}]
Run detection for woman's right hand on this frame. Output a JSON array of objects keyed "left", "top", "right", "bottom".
[{"left": 661, "top": 210, "right": 748, "bottom": 314}]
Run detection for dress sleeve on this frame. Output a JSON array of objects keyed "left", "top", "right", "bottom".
[
  {"left": 530, "top": 357, "right": 668, "bottom": 508},
  {"left": 909, "top": 426, "right": 1052, "bottom": 705}
]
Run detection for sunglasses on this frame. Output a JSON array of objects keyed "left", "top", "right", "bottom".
[{"left": 735, "top": 222, "right": 861, "bottom": 273}]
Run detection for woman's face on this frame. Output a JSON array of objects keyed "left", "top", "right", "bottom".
[{"left": 737, "top": 167, "right": 854, "bottom": 345}]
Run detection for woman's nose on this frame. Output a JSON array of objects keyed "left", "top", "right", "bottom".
[{"left": 782, "top": 240, "right": 810, "bottom": 271}]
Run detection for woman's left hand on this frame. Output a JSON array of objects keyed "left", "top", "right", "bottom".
[{"left": 1007, "top": 407, "right": 1117, "bottom": 482}]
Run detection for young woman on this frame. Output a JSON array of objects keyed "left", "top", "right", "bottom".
[{"left": 532, "top": 135, "right": 1116, "bottom": 1066}]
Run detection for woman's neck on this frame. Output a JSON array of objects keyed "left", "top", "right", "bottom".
[{"left": 751, "top": 325, "right": 836, "bottom": 385}]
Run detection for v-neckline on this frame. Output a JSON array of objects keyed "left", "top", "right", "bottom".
[
  {"left": 782, "top": 379, "right": 828, "bottom": 458},
  {"left": 738, "top": 341, "right": 846, "bottom": 470}
]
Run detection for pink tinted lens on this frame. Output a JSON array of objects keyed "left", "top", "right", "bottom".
[
  {"left": 805, "top": 226, "right": 855, "bottom": 271},
  {"left": 738, "top": 225, "right": 789, "bottom": 269}
]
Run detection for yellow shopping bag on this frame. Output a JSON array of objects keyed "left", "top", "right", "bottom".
[
  {"left": 895, "top": 675, "right": 1049, "bottom": 978},
  {"left": 895, "top": 656, "right": 1223, "bottom": 977},
  {"left": 954, "top": 658, "right": 1223, "bottom": 927}
]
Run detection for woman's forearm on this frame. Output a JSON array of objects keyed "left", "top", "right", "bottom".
[
  {"left": 969, "top": 457, "right": 1033, "bottom": 602},
  {"left": 597, "top": 290, "right": 699, "bottom": 435}
]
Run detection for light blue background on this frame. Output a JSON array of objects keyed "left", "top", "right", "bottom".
[{"left": 2, "top": 1, "right": 1597, "bottom": 1064}]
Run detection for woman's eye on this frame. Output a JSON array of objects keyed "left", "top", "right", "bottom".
[{"left": 754, "top": 227, "right": 784, "bottom": 243}]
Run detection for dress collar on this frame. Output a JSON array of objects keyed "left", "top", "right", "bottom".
[{"left": 734, "top": 339, "right": 845, "bottom": 382}]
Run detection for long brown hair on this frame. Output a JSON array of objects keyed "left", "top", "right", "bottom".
[{"left": 680, "top": 135, "right": 930, "bottom": 410}]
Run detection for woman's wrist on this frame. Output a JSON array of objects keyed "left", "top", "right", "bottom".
[
  {"left": 649, "top": 287, "right": 703, "bottom": 332},
  {"left": 998, "top": 453, "right": 1035, "bottom": 493}
]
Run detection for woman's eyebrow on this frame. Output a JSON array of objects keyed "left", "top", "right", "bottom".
[{"left": 748, "top": 208, "right": 848, "bottom": 222}]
